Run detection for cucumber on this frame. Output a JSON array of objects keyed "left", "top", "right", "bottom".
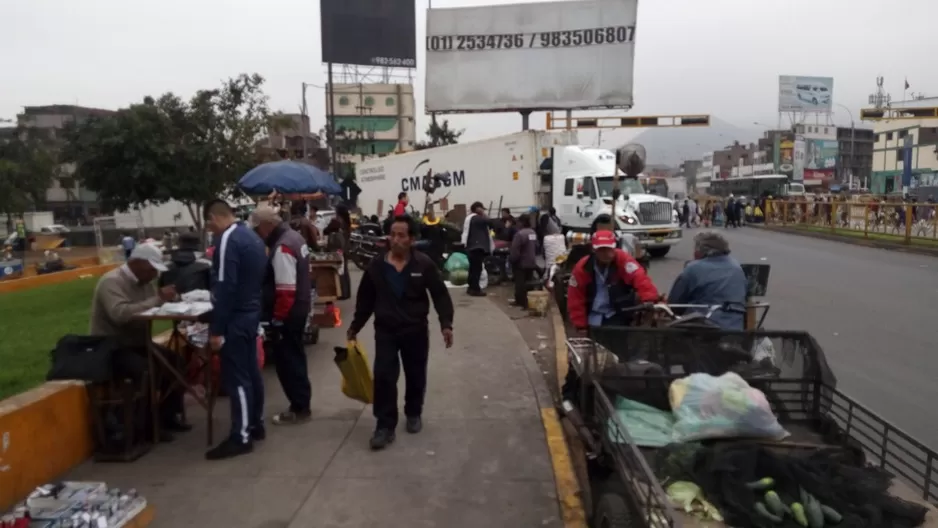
[
  {"left": 791, "top": 503, "right": 809, "bottom": 527},
  {"left": 805, "top": 498, "right": 825, "bottom": 528},
  {"left": 820, "top": 505, "right": 843, "bottom": 524},
  {"left": 746, "top": 477, "right": 775, "bottom": 490},
  {"left": 764, "top": 491, "right": 786, "bottom": 516},
  {"left": 754, "top": 501, "right": 783, "bottom": 523}
]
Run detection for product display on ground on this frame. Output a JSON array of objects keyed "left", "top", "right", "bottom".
[{"left": 2, "top": 481, "right": 148, "bottom": 527}]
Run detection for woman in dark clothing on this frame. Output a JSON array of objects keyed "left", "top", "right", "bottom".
[{"left": 324, "top": 204, "right": 353, "bottom": 300}]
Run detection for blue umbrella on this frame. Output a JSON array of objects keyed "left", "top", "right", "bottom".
[{"left": 238, "top": 161, "right": 343, "bottom": 195}]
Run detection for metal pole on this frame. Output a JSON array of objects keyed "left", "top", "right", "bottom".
[
  {"left": 521, "top": 110, "right": 531, "bottom": 131},
  {"left": 301, "top": 82, "right": 309, "bottom": 160},
  {"left": 326, "top": 63, "right": 336, "bottom": 175}
]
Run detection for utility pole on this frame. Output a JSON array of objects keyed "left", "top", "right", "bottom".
[{"left": 301, "top": 83, "right": 309, "bottom": 160}]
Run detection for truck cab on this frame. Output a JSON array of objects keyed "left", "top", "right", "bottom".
[{"left": 549, "top": 146, "right": 682, "bottom": 258}]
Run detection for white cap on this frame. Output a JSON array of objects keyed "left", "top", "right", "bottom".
[{"left": 129, "top": 243, "right": 168, "bottom": 272}]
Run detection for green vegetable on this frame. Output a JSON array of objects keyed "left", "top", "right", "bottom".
[
  {"left": 754, "top": 501, "right": 783, "bottom": 523},
  {"left": 764, "top": 491, "right": 786, "bottom": 516},
  {"left": 805, "top": 498, "right": 825, "bottom": 528},
  {"left": 745, "top": 477, "right": 775, "bottom": 490},
  {"left": 820, "top": 505, "right": 843, "bottom": 524},
  {"left": 791, "top": 503, "right": 809, "bottom": 527}
]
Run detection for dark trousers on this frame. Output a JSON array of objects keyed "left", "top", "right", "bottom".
[
  {"left": 467, "top": 249, "right": 486, "bottom": 292},
  {"left": 273, "top": 313, "right": 311, "bottom": 413},
  {"left": 514, "top": 267, "right": 534, "bottom": 307},
  {"left": 113, "top": 344, "right": 184, "bottom": 430},
  {"left": 221, "top": 319, "right": 264, "bottom": 444},
  {"left": 373, "top": 328, "right": 430, "bottom": 431}
]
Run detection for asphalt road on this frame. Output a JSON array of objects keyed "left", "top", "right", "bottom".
[{"left": 647, "top": 227, "right": 938, "bottom": 450}]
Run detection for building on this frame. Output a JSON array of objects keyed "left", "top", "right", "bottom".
[
  {"left": 835, "top": 126, "right": 874, "bottom": 186},
  {"left": 326, "top": 83, "right": 416, "bottom": 167},
  {"left": 711, "top": 141, "right": 758, "bottom": 180},
  {"left": 679, "top": 159, "right": 702, "bottom": 191},
  {"left": 695, "top": 152, "right": 716, "bottom": 193},
  {"left": 263, "top": 113, "right": 320, "bottom": 160},
  {"left": 869, "top": 98, "right": 938, "bottom": 194},
  {"left": 793, "top": 123, "right": 838, "bottom": 187}
]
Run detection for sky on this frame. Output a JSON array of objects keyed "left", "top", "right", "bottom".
[{"left": 3, "top": 0, "right": 937, "bottom": 152}]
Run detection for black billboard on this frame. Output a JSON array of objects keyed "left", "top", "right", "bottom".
[{"left": 320, "top": 0, "right": 416, "bottom": 68}]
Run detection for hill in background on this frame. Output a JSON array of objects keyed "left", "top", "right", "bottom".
[{"left": 628, "top": 117, "right": 762, "bottom": 167}]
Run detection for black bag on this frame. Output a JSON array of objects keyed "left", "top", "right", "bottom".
[{"left": 47, "top": 334, "right": 120, "bottom": 383}]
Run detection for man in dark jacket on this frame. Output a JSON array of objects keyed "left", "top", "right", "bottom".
[
  {"left": 461, "top": 201, "right": 493, "bottom": 296},
  {"left": 252, "top": 206, "right": 313, "bottom": 425},
  {"left": 509, "top": 214, "right": 538, "bottom": 308},
  {"left": 158, "top": 232, "right": 211, "bottom": 294},
  {"left": 348, "top": 215, "right": 455, "bottom": 451},
  {"left": 204, "top": 199, "right": 268, "bottom": 460},
  {"left": 667, "top": 232, "right": 747, "bottom": 330}
]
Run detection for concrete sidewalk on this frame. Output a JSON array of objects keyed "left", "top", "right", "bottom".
[{"left": 69, "top": 289, "right": 569, "bottom": 528}]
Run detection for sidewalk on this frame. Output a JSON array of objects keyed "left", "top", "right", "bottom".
[{"left": 68, "top": 288, "right": 568, "bottom": 527}]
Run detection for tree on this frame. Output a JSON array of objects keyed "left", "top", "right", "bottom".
[
  {"left": 0, "top": 128, "right": 60, "bottom": 229},
  {"left": 62, "top": 73, "right": 286, "bottom": 229},
  {"left": 415, "top": 119, "right": 463, "bottom": 150}
]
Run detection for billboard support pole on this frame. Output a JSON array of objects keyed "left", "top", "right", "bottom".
[
  {"left": 565, "top": 110, "right": 572, "bottom": 131},
  {"left": 520, "top": 110, "right": 531, "bottom": 131}
]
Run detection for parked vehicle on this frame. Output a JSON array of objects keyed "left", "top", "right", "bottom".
[{"left": 354, "top": 131, "right": 682, "bottom": 258}]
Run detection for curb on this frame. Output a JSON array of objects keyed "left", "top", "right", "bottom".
[{"left": 754, "top": 225, "right": 938, "bottom": 257}]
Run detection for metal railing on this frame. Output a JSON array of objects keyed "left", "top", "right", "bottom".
[{"left": 765, "top": 199, "right": 938, "bottom": 247}]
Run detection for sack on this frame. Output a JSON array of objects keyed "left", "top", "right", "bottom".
[
  {"left": 443, "top": 252, "right": 470, "bottom": 273},
  {"left": 334, "top": 341, "right": 373, "bottom": 404},
  {"left": 47, "top": 334, "right": 119, "bottom": 383}
]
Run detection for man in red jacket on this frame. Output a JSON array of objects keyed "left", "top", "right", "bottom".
[
  {"left": 393, "top": 192, "right": 409, "bottom": 217},
  {"left": 567, "top": 230, "right": 660, "bottom": 334}
]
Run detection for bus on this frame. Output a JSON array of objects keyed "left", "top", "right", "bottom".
[{"left": 709, "top": 174, "right": 805, "bottom": 198}]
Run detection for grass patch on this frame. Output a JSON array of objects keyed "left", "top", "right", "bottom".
[
  {"left": 785, "top": 225, "right": 938, "bottom": 248},
  {"left": 0, "top": 278, "right": 170, "bottom": 400}
]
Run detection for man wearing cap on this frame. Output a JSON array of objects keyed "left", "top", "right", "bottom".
[
  {"left": 89, "top": 243, "right": 190, "bottom": 435},
  {"left": 252, "top": 205, "right": 313, "bottom": 426},
  {"left": 203, "top": 199, "right": 269, "bottom": 460}
]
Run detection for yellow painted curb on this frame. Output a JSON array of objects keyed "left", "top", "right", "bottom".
[{"left": 541, "top": 407, "right": 588, "bottom": 528}]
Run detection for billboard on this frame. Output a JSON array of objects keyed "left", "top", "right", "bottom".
[
  {"left": 320, "top": 0, "right": 416, "bottom": 68},
  {"left": 425, "top": 0, "right": 637, "bottom": 113},
  {"left": 803, "top": 138, "right": 837, "bottom": 180},
  {"left": 778, "top": 75, "right": 834, "bottom": 113},
  {"left": 793, "top": 135, "right": 806, "bottom": 181}
]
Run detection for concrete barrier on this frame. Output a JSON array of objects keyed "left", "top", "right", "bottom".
[
  {"left": 0, "top": 381, "right": 94, "bottom": 511},
  {"left": 0, "top": 263, "right": 118, "bottom": 295}
]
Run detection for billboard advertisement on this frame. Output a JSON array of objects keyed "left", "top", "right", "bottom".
[
  {"left": 425, "top": 0, "right": 637, "bottom": 113},
  {"left": 778, "top": 75, "right": 834, "bottom": 113},
  {"left": 803, "top": 138, "right": 837, "bottom": 180},
  {"left": 778, "top": 137, "right": 795, "bottom": 174},
  {"left": 793, "top": 135, "right": 806, "bottom": 181},
  {"left": 320, "top": 0, "right": 416, "bottom": 68}
]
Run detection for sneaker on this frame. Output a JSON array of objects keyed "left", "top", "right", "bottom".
[
  {"left": 369, "top": 429, "right": 396, "bottom": 450},
  {"left": 205, "top": 438, "right": 253, "bottom": 460},
  {"left": 271, "top": 410, "right": 312, "bottom": 426},
  {"left": 250, "top": 426, "right": 266, "bottom": 441},
  {"left": 405, "top": 416, "right": 422, "bottom": 434}
]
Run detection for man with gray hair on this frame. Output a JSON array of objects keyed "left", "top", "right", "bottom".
[{"left": 667, "top": 231, "right": 747, "bottom": 330}]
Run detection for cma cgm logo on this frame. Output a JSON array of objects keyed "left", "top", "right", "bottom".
[{"left": 400, "top": 159, "right": 466, "bottom": 192}]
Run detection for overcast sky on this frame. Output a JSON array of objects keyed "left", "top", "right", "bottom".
[{"left": 3, "top": 0, "right": 937, "bottom": 149}]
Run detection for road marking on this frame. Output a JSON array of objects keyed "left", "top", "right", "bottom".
[{"left": 541, "top": 407, "right": 588, "bottom": 528}]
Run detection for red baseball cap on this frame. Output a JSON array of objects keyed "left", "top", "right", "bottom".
[{"left": 591, "top": 230, "right": 617, "bottom": 249}]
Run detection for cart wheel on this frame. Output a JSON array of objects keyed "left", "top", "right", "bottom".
[
  {"left": 593, "top": 478, "right": 639, "bottom": 528},
  {"left": 304, "top": 326, "right": 319, "bottom": 345}
]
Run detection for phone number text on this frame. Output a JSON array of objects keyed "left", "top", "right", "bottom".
[
  {"left": 426, "top": 26, "right": 635, "bottom": 52},
  {"left": 370, "top": 56, "right": 416, "bottom": 67}
]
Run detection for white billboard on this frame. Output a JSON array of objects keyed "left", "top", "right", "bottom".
[
  {"left": 425, "top": 0, "right": 637, "bottom": 113},
  {"left": 778, "top": 75, "right": 834, "bottom": 113}
]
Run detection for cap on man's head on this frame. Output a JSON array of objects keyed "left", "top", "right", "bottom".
[
  {"left": 591, "top": 230, "right": 617, "bottom": 249},
  {"left": 129, "top": 243, "right": 168, "bottom": 272},
  {"left": 250, "top": 204, "right": 282, "bottom": 227}
]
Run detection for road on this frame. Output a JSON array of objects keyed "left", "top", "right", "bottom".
[{"left": 647, "top": 227, "right": 938, "bottom": 450}]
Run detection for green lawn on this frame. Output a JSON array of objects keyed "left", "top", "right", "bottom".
[
  {"left": 0, "top": 278, "right": 170, "bottom": 400},
  {"left": 787, "top": 225, "right": 938, "bottom": 248}
]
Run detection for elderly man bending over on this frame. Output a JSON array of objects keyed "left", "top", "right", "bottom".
[
  {"left": 667, "top": 232, "right": 747, "bottom": 330},
  {"left": 89, "top": 243, "right": 190, "bottom": 438}
]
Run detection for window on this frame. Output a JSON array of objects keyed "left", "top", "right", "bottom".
[
  {"left": 584, "top": 178, "right": 598, "bottom": 199},
  {"left": 898, "top": 129, "right": 908, "bottom": 139},
  {"left": 886, "top": 132, "right": 893, "bottom": 140},
  {"left": 875, "top": 133, "right": 880, "bottom": 142},
  {"left": 338, "top": 96, "right": 349, "bottom": 106},
  {"left": 385, "top": 97, "right": 395, "bottom": 107},
  {"left": 364, "top": 96, "right": 375, "bottom": 106},
  {"left": 563, "top": 178, "right": 574, "bottom": 196}
]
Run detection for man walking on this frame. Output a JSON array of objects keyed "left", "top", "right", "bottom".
[
  {"left": 252, "top": 206, "right": 313, "bottom": 425},
  {"left": 509, "top": 214, "right": 538, "bottom": 309},
  {"left": 204, "top": 199, "right": 268, "bottom": 460},
  {"left": 348, "top": 215, "right": 455, "bottom": 450},
  {"left": 461, "top": 201, "right": 493, "bottom": 296}
]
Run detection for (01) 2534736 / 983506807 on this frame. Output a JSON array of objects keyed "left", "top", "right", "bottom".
[{"left": 426, "top": 26, "right": 635, "bottom": 52}]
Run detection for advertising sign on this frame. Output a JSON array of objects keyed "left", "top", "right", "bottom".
[
  {"left": 320, "top": 0, "right": 416, "bottom": 68},
  {"left": 779, "top": 139, "right": 794, "bottom": 173},
  {"left": 778, "top": 75, "right": 834, "bottom": 113},
  {"left": 425, "top": 0, "right": 637, "bottom": 113},
  {"left": 793, "top": 135, "right": 806, "bottom": 181}
]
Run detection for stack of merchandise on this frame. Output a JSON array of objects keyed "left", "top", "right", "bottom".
[{"left": 1, "top": 481, "right": 147, "bottom": 527}]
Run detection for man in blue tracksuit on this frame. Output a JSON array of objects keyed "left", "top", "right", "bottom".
[{"left": 204, "top": 199, "right": 269, "bottom": 460}]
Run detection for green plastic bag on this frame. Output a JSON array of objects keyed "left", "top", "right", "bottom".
[{"left": 443, "top": 252, "right": 469, "bottom": 273}]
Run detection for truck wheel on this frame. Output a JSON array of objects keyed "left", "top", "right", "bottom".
[
  {"left": 594, "top": 490, "right": 637, "bottom": 528},
  {"left": 647, "top": 247, "right": 670, "bottom": 258}
]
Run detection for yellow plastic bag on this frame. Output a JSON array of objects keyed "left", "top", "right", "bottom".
[{"left": 334, "top": 341, "right": 374, "bottom": 404}]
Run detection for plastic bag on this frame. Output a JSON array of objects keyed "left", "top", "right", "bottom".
[
  {"left": 443, "top": 252, "right": 469, "bottom": 273},
  {"left": 609, "top": 396, "right": 675, "bottom": 447},
  {"left": 479, "top": 268, "right": 489, "bottom": 290},
  {"left": 334, "top": 341, "right": 373, "bottom": 404},
  {"left": 670, "top": 372, "right": 789, "bottom": 442}
]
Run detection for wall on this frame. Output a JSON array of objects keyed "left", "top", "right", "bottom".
[
  {"left": 872, "top": 118, "right": 938, "bottom": 176},
  {"left": 328, "top": 83, "right": 416, "bottom": 160}
]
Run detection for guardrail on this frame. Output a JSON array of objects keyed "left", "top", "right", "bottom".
[{"left": 765, "top": 200, "right": 938, "bottom": 247}]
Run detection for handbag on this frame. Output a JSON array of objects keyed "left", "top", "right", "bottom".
[{"left": 47, "top": 334, "right": 120, "bottom": 383}]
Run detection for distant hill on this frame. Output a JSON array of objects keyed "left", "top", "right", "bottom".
[{"left": 627, "top": 117, "right": 761, "bottom": 167}]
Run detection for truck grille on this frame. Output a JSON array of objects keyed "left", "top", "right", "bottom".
[{"left": 638, "top": 203, "right": 672, "bottom": 225}]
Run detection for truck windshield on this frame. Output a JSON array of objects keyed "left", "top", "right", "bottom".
[{"left": 595, "top": 177, "right": 645, "bottom": 198}]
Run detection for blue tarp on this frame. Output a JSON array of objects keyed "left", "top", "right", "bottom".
[{"left": 238, "top": 161, "right": 342, "bottom": 195}]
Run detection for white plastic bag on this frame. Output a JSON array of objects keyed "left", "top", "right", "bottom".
[
  {"left": 670, "top": 372, "right": 789, "bottom": 443},
  {"left": 479, "top": 268, "right": 489, "bottom": 290}
]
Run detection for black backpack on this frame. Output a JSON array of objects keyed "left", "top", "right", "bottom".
[{"left": 47, "top": 335, "right": 120, "bottom": 383}]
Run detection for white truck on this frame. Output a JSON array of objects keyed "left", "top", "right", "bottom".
[{"left": 354, "top": 131, "right": 681, "bottom": 257}]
